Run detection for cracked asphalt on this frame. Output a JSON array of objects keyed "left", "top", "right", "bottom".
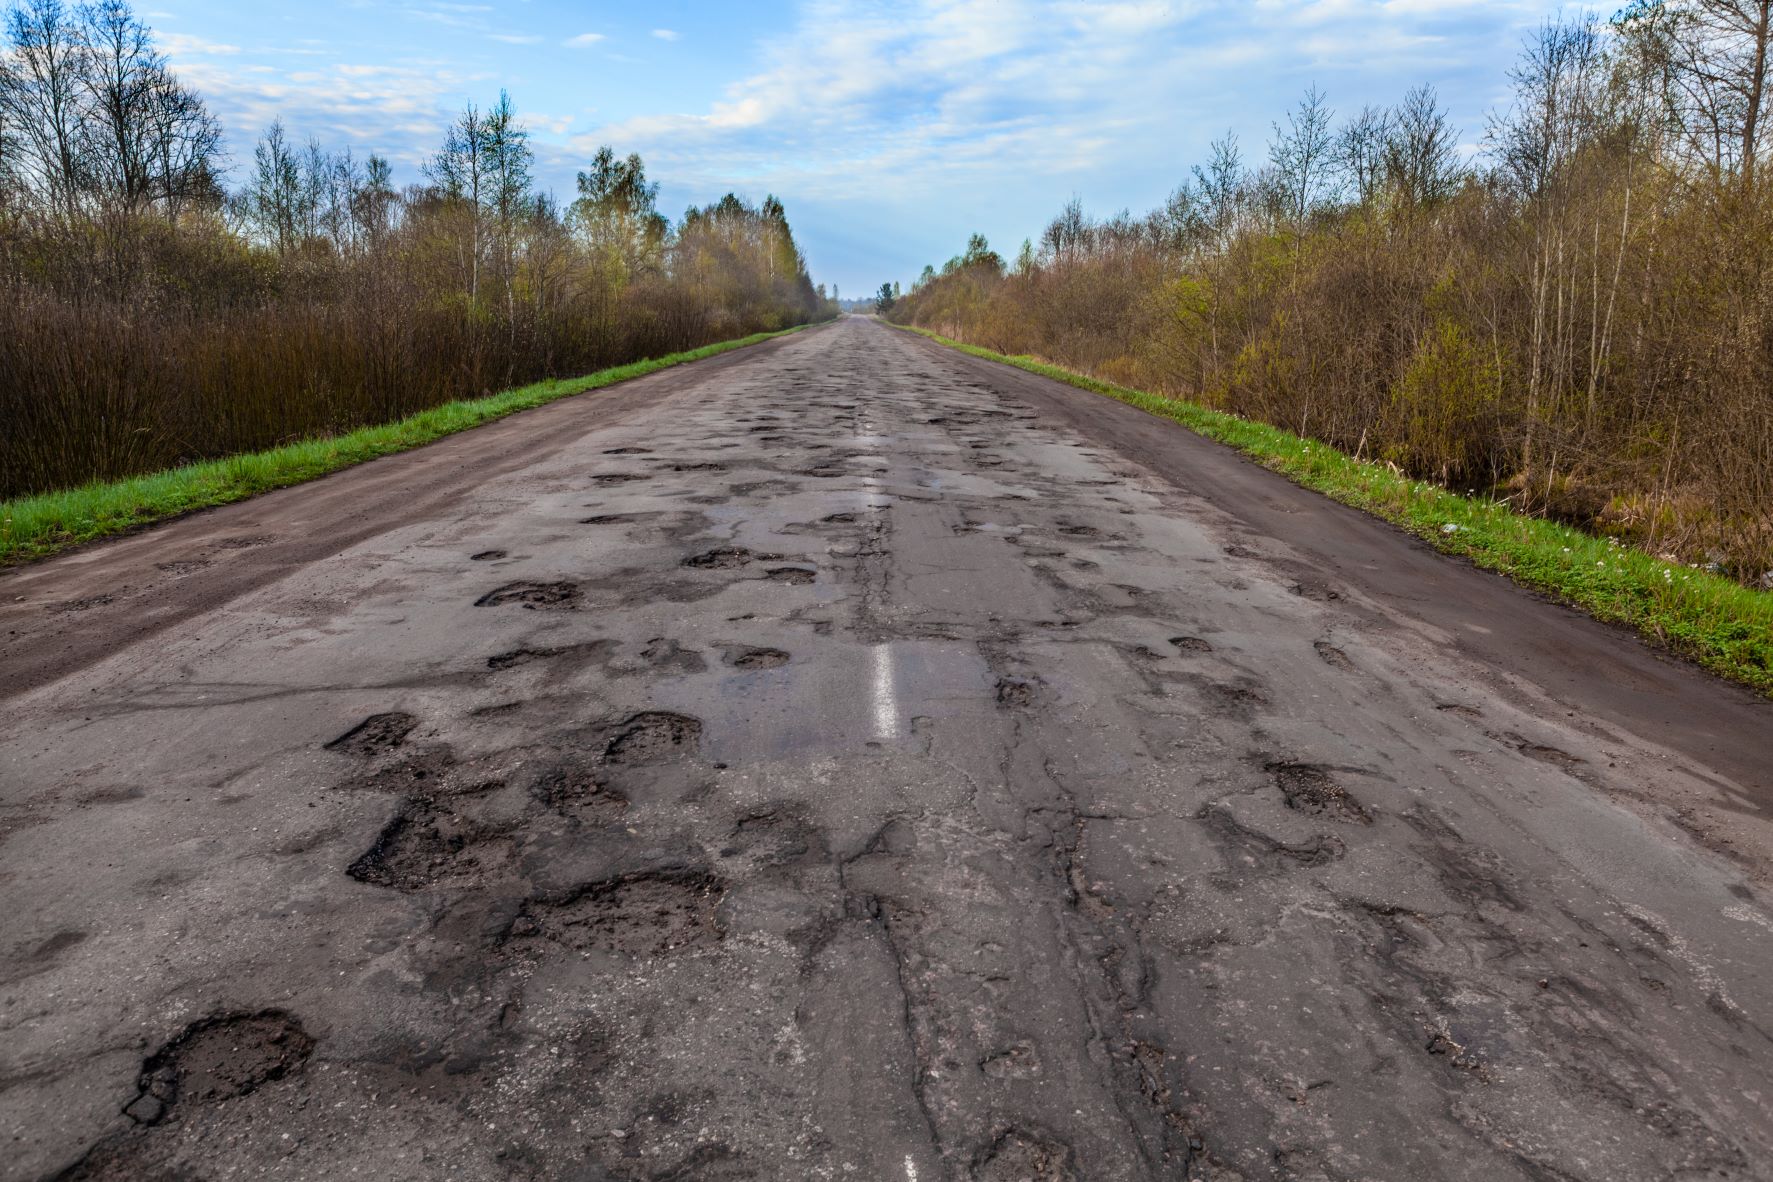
[{"left": 3, "top": 316, "right": 1772, "bottom": 1181}]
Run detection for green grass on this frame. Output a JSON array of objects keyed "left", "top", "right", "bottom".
[
  {"left": 895, "top": 324, "right": 1773, "bottom": 697},
  {"left": 0, "top": 326, "right": 811, "bottom": 567}
]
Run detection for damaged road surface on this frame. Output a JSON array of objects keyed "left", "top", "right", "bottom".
[{"left": 4, "top": 317, "right": 1773, "bottom": 1181}]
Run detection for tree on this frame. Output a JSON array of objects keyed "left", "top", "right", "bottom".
[
  {"left": 0, "top": 0, "right": 88, "bottom": 220},
  {"left": 426, "top": 101, "right": 488, "bottom": 300},
  {"left": 1616, "top": 0, "right": 1773, "bottom": 186},
  {"left": 876, "top": 281, "right": 895, "bottom": 312},
  {"left": 0, "top": 0, "right": 220, "bottom": 222},
  {"left": 569, "top": 145, "right": 666, "bottom": 277},
  {"left": 1488, "top": 14, "right": 1606, "bottom": 203},
  {"left": 961, "top": 232, "right": 1003, "bottom": 274},
  {"left": 242, "top": 119, "right": 301, "bottom": 254},
  {"left": 480, "top": 90, "right": 532, "bottom": 312},
  {"left": 1270, "top": 84, "right": 1335, "bottom": 232},
  {"left": 1383, "top": 84, "right": 1462, "bottom": 209},
  {"left": 352, "top": 153, "right": 396, "bottom": 245},
  {"left": 1337, "top": 105, "right": 1391, "bottom": 206},
  {"left": 77, "top": 0, "right": 220, "bottom": 218},
  {"left": 1193, "top": 131, "right": 1246, "bottom": 246}
]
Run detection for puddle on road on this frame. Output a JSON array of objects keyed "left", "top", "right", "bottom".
[{"left": 680, "top": 640, "right": 992, "bottom": 763}]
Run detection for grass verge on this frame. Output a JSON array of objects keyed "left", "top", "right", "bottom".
[
  {"left": 894, "top": 323, "right": 1773, "bottom": 697},
  {"left": 1, "top": 325, "right": 813, "bottom": 567}
]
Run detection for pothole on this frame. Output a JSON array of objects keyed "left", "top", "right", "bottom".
[
  {"left": 325, "top": 712, "right": 418, "bottom": 757},
  {"left": 332, "top": 748, "right": 493, "bottom": 798},
  {"left": 1169, "top": 636, "right": 1213, "bottom": 654},
  {"left": 1508, "top": 734, "right": 1587, "bottom": 770},
  {"left": 1289, "top": 580, "right": 1342, "bottom": 602},
  {"left": 526, "top": 762, "right": 627, "bottom": 818},
  {"left": 995, "top": 677, "right": 1039, "bottom": 708},
  {"left": 51, "top": 595, "right": 113, "bottom": 613},
  {"left": 1202, "top": 681, "right": 1269, "bottom": 716},
  {"left": 604, "top": 711, "right": 703, "bottom": 765},
  {"left": 347, "top": 800, "right": 515, "bottom": 891},
  {"left": 972, "top": 1129, "right": 1077, "bottom": 1181},
  {"left": 125, "top": 1011, "right": 315, "bottom": 1126},
  {"left": 720, "top": 807, "right": 821, "bottom": 865},
  {"left": 762, "top": 566, "right": 815, "bottom": 585},
  {"left": 505, "top": 870, "right": 726, "bottom": 957},
  {"left": 470, "top": 549, "right": 507, "bottom": 561},
  {"left": 683, "top": 547, "right": 754, "bottom": 570},
  {"left": 727, "top": 646, "right": 790, "bottom": 670},
  {"left": 475, "top": 581, "right": 581, "bottom": 609},
  {"left": 1268, "top": 762, "right": 1372, "bottom": 823}
]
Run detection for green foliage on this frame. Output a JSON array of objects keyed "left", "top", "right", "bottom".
[{"left": 1383, "top": 318, "right": 1500, "bottom": 480}]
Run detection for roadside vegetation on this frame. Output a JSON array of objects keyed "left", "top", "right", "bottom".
[
  {"left": 887, "top": 4, "right": 1773, "bottom": 594},
  {"left": 896, "top": 325, "right": 1773, "bottom": 695},
  {"left": 0, "top": 0, "right": 836, "bottom": 505}
]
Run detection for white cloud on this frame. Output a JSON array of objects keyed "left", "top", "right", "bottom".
[
  {"left": 652, "top": 28, "right": 680, "bottom": 41},
  {"left": 564, "top": 32, "right": 606, "bottom": 48},
  {"left": 159, "top": 32, "right": 242, "bottom": 57},
  {"left": 580, "top": 0, "right": 1550, "bottom": 206},
  {"left": 489, "top": 33, "right": 543, "bottom": 45}
]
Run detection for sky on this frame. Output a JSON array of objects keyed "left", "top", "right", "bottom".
[{"left": 146, "top": 0, "right": 1570, "bottom": 296}]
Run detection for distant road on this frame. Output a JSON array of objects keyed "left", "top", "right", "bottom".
[{"left": 4, "top": 316, "right": 1770, "bottom": 1180}]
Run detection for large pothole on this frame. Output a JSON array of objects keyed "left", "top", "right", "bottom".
[{"left": 505, "top": 870, "right": 726, "bottom": 958}]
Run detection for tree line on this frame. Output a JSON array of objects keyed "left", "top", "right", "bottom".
[
  {"left": 0, "top": 0, "right": 835, "bottom": 499},
  {"left": 888, "top": 2, "right": 1773, "bottom": 584}
]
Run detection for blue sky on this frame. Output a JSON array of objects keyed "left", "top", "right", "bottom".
[{"left": 149, "top": 0, "right": 1568, "bottom": 295}]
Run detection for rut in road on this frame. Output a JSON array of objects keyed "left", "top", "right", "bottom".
[{"left": 2, "top": 318, "right": 1771, "bottom": 1182}]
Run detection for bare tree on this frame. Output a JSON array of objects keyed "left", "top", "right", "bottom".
[
  {"left": 1041, "top": 195, "right": 1089, "bottom": 265},
  {"left": 77, "top": 0, "right": 217, "bottom": 216},
  {"left": 1193, "top": 130, "right": 1246, "bottom": 247},
  {"left": 0, "top": 0, "right": 86, "bottom": 220},
  {"left": 1270, "top": 84, "right": 1335, "bottom": 231},
  {"left": 1490, "top": 14, "right": 1606, "bottom": 201},
  {"left": 241, "top": 119, "right": 300, "bottom": 254},
  {"left": 351, "top": 152, "right": 395, "bottom": 246},
  {"left": 0, "top": 0, "right": 219, "bottom": 222},
  {"left": 1384, "top": 85, "right": 1463, "bottom": 209},
  {"left": 480, "top": 90, "right": 532, "bottom": 325},
  {"left": 426, "top": 101, "right": 488, "bottom": 300},
  {"left": 1337, "top": 104, "right": 1391, "bottom": 206},
  {"left": 1616, "top": 0, "right": 1773, "bottom": 186}
]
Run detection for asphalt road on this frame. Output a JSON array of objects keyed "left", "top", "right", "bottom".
[{"left": 3, "top": 316, "right": 1771, "bottom": 1181}]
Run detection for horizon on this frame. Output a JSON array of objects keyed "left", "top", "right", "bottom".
[{"left": 148, "top": 0, "right": 1567, "bottom": 296}]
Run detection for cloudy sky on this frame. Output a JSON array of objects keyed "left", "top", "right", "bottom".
[{"left": 149, "top": 0, "right": 1565, "bottom": 295}]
